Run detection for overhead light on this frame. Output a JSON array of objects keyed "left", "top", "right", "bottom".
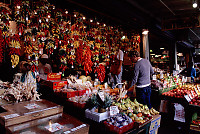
[
  {"left": 103, "top": 24, "right": 106, "bottom": 27},
  {"left": 74, "top": 14, "right": 77, "bottom": 17},
  {"left": 142, "top": 29, "right": 149, "bottom": 35},
  {"left": 97, "top": 22, "right": 100, "bottom": 25},
  {"left": 150, "top": 50, "right": 153, "bottom": 52},
  {"left": 121, "top": 36, "right": 126, "bottom": 40},
  {"left": 193, "top": 0, "right": 198, "bottom": 8},
  {"left": 90, "top": 19, "right": 93, "bottom": 22},
  {"left": 160, "top": 48, "right": 165, "bottom": 50},
  {"left": 150, "top": 54, "right": 155, "bottom": 55},
  {"left": 83, "top": 16, "right": 86, "bottom": 20},
  {"left": 65, "top": 11, "right": 68, "bottom": 14},
  {"left": 17, "top": 6, "right": 20, "bottom": 9}
]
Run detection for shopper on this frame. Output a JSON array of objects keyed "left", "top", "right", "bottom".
[
  {"left": 128, "top": 50, "right": 154, "bottom": 109},
  {"left": 38, "top": 54, "right": 52, "bottom": 81},
  {"left": 180, "top": 61, "right": 196, "bottom": 82},
  {"left": 110, "top": 47, "right": 124, "bottom": 88}
]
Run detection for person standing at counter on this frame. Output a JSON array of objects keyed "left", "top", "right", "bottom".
[
  {"left": 128, "top": 50, "right": 154, "bottom": 109},
  {"left": 38, "top": 54, "right": 52, "bottom": 81},
  {"left": 180, "top": 61, "right": 196, "bottom": 82}
]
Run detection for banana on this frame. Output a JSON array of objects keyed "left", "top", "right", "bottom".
[{"left": 150, "top": 108, "right": 155, "bottom": 115}]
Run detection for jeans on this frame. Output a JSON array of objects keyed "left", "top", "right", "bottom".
[
  {"left": 111, "top": 66, "right": 123, "bottom": 89},
  {"left": 136, "top": 85, "right": 152, "bottom": 109}
]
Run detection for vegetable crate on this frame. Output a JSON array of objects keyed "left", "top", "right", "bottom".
[
  {"left": 149, "top": 115, "right": 161, "bottom": 134},
  {"left": 104, "top": 121, "right": 135, "bottom": 134}
]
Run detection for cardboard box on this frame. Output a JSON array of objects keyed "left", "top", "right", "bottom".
[
  {"left": 149, "top": 114, "right": 161, "bottom": 134},
  {"left": 42, "top": 80, "right": 68, "bottom": 90},
  {"left": 85, "top": 108, "right": 110, "bottom": 122}
]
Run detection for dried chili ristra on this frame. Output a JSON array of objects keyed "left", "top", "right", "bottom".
[
  {"left": 83, "top": 46, "right": 93, "bottom": 76},
  {"left": 94, "top": 64, "right": 106, "bottom": 83},
  {"left": 76, "top": 44, "right": 84, "bottom": 65}
]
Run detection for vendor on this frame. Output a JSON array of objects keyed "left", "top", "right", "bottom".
[
  {"left": 38, "top": 54, "right": 52, "bottom": 81},
  {"left": 19, "top": 61, "right": 37, "bottom": 89},
  {"left": 110, "top": 47, "right": 124, "bottom": 89}
]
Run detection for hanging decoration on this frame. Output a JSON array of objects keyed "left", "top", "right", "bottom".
[
  {"left": 83, "top": 46, "right": 93, "bottom": 76},
  {"left": 94, "top": 64, "right": 106, "bottom": 83}
]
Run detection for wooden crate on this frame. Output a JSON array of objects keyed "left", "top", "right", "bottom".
[
  {"left": 6, "top": 113, "right": 89, "bottom": 134},
  {"left": 0, "top": 99, "right": 63, "bottom": 127}
]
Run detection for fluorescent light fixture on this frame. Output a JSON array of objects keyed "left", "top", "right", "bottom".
[
  {"left": 160, "top": 48, "right": 164, "bottom": 50},
  {"left": 150, "top": 54, "right": 155, "bottom": 55},
  {"left": 193, "top": 1, "right": 198, "bottom": 8},
  {"left": 142, "top": 29, "right": 149, "bottom": 35},
  {"left": 150, "top": 50, "right": 153, "bottom": 52}
]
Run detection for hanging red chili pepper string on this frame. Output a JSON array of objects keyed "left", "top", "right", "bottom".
[
  {"left": 94, "top": 64, "right": 106, "bottom": 83},
  {"left": 83, "top": 46, "right": 93, "bottom": 76}
]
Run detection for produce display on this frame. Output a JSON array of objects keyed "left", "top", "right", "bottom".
[
  {"left": 104, "top": 113, "right": 134, "bottom": 134},
  {"left": 113, "top": 98, "right": 157, "bottom": 124},
  {"left": 69, "top": 95, "right": 89, "bottom": 104},
  {"left": 162, "top": 85, "right": 199, "bottom": 99},
  {"left": 189, "top": 96, "right": 200, "bottom": 106},
  {"left": 191, "top": 113, "right": 200, "bottom": 130},
  {"left": 2, "top": 82, "right": 40, "bottom": 102}
]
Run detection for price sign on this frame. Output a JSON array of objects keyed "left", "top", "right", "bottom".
[
  {"left": 110, "top": 106, "right": 119, "bottom": 116},
  {"left": 153, "top": 75, "right": 157, "bottom": 80},
  {"left": 45, "top": 123, "right": 64, "bottom": 132},
  {"left": 98, "top": 91, "right": 105, "bottom": 102},
  {"left": 160, "top": 73, "right": 163, "bottom": 79},
  {"left": 197, "top": 86, "right": 200, "bottom": 92},
  {"left": 194, "top": 88, "right": 198, "bottom": 95},
  {"left": 24, "top": 103, "right": 40, "bottom": 110},
  {"left": 184, "top": 95, "right": 191, "bottom": 102}
]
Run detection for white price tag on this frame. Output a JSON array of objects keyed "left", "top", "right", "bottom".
[
  {"left": 160, "top": 73, "right": 163, "bottom": 79},
  {"left": 3, "top": 114, "right": 20, "bottom": 119},
  {"left": 110, "top": 106, "right": 119, "bottom": 116},
  {"left": 197, "top": 86, "right": 200, "bottom": 92},
  {"left": 24, "top": 103, "right": 41, "bottom": 110},
  {"left": 45, "top": 123, "right": 64, "bottom": 132},
  {"left": 194, "top": 88, "right": 199, "bottom": 95},
  {"left": 184, "top": 95, "right": 191, "bottom": 102},
  {"left": 98, "top": 91, "right": 104, "bottom": 102},
  {"left": 153, "top": 75, "right": 157, "bottom": 80}
]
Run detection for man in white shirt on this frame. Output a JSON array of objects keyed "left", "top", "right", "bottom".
[{"left": 110, "top": 48, "right": 124, "bottom": 88}]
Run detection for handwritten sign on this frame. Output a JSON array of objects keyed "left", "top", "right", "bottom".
[
  {"left": 45, "top": 123, "right": 64, "bottom": 132},
  {"left": 152, "top": 75, "right": 157, "bottom": 80},
  {"left": 184, "top": 95, "right": 191, "bottom": 102},
  {"left": 98, "top": 91, "right": 104, "bottom": 102},
  {"left": 110, "top": 106, "right": 119, "bottom": 116}
]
